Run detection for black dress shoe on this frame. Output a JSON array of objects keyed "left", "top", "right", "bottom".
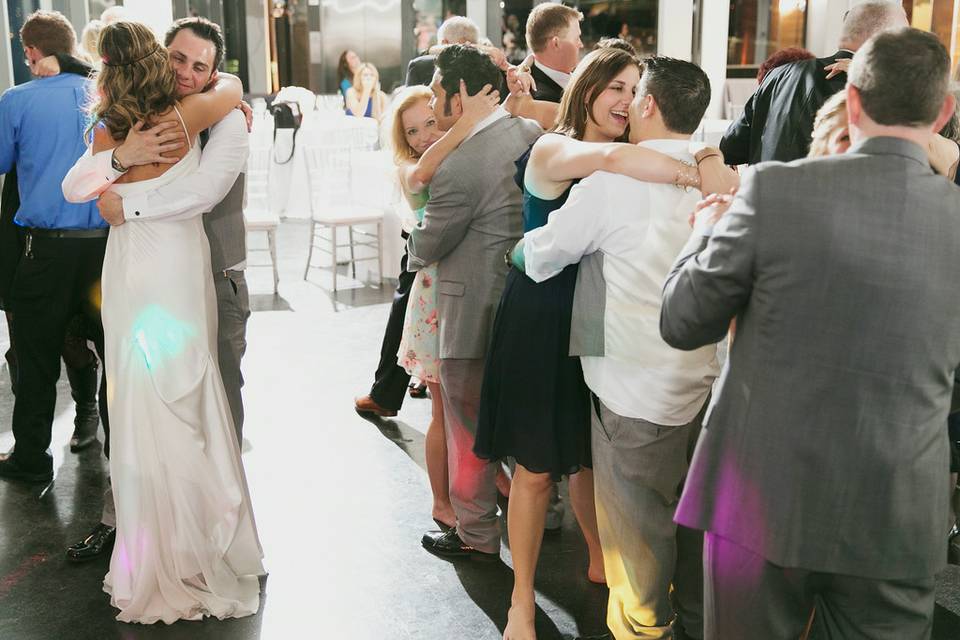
[
  {"left": 66, "top": 523, "right": 116, "bottom": 563},
  {"left": 0, "top": 453, "right": 53, "bottom": 483},
  {"left": 421, "top": 529, "right": 499, "bottom": 562}
]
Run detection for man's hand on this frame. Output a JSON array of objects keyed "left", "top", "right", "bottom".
[
  {"left": 34, "top": 55, "right": 60, "bottom": 77},
  {"left": 113, "top": 121, "right": 185, "bottom": 168},
  {"left": 237, "top": 100, "right": 254, "bottom": 132},
  {"left": 97, "top": 191, "right": 125, "bottom": 226},
  {"left": 689, "top": 190, "right": 736, "bottom": 235}
]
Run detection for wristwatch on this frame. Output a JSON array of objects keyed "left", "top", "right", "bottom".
[{"left": 110, "top": 149, "right": 128, "bottom": 173}]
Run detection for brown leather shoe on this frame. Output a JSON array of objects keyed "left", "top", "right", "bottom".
[{"left": 354, "top": 395, "right": 397, "bottom": 417}]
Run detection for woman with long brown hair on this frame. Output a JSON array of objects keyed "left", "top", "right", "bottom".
[
  {"left": 78, "top": 21, "right": 264, "bottom": 624},
  {"left": 473, "top": 47, "right": 737, "bottom": 639}
]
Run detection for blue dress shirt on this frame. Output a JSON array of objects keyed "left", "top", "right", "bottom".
[{"left": 0, "top": 74, "right": 104, "bottom": 229}]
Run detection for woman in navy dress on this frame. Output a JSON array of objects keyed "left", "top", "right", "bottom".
[{"left": 474, "top": 47, "right": 733, "bottom": 640}]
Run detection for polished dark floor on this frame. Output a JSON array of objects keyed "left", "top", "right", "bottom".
[{"left": 0, "top": 220, "right": 957, "bottom": 639}]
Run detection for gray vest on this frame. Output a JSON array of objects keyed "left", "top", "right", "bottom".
[
  {"left": 199, "top": 131, "right": 247, "bottom": 272},
  {"left": 569, "top": 252, "right": 605, "bottom": 357},
  {"left": 204, "top": 173, "right": 247, "bottom": 272}
]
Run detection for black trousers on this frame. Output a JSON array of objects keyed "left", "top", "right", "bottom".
[
  {"left": 369, "top": 238, "right": 416, "bottom": 412},
  {"left": 9, "top": 234, "right": 109, "bottom": 471}
]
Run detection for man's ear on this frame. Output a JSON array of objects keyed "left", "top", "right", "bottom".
[
  {"left": 933, "top": 93, "right": 957, "bottom": 134},
  {"left": 845, "top": 84, "right": 862, "bottom": 128},
  {"left": 641, "top": 94, "right": 657, "bottom": 119}
]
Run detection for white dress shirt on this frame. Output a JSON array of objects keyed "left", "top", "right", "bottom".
[
  {"left": 534, "top": 60, "right": 571, "bottom": 90},
  {"left": 523, "top": 138, "right": 720, "bottom": 424},
  {"left": 62, "top": 109, "right": 249, "bottom": 270}
]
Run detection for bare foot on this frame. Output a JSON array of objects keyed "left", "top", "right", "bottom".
[
  {"left": 503, "top": 601, "right": 536, "bottom": 640},
  {"left": 432, "top": 504, "right": 456, "bottom": 530},
  {"left": 587, "top": 561, "right": 606, "bottom": 585},
  {"left": 496, "top": 468, "right": 512, "bottom": 498}
]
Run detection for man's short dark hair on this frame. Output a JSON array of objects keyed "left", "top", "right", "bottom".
[
  {"left": 638, "top": 56, "right": 710, "bottom": 135},
  {"left": 848, "top": 27, "right": 949, "bottom": 128},
  {"left": 20, "top": 10, "right": 76, "bottom": 57},
  {"left": 435, "top": 44, "right": 502, "bottom": 116},
  {"left": 164, "top": 17, "right": 225, "bottom": 70}
]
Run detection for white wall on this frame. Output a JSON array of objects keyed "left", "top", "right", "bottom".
[
  {"left": 0, "top": 0, "right": 11, "bottom": 93},
  {"left": 245, "top": 0, "right": 270, "bottom": 94},
  {"left": 121, "top": 0, "right": 175, "bottom": 39},
  {"left": 700, "top": 0, "right": 731, "bottom": 118},
  {"left": 658, "top": 0, "right": 694, "bottom": 60}
]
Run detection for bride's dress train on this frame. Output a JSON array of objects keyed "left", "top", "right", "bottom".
[{"left": 101, "top": 135, "right": 264, "bottom": 624}]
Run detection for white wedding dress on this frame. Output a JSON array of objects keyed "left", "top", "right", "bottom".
[{"left": 100, "top": 109, "right": 264, "bottom": 624}]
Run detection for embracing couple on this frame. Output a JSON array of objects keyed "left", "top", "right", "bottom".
[{"left": 57, "top": 18, "right": 263, "bottom": 624}]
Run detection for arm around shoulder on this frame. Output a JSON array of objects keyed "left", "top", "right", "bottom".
[{"left": 179, "top": 73, "right": 243, "bottom": 137}]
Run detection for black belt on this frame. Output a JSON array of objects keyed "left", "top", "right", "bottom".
[{"left": 26, "top": 227, "right": 109, "bottom": 239}]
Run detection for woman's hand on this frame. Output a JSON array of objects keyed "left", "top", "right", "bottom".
[
  {"left": 34, "top": 55, "right": 60, "bottom": 77},
  {"left": 824, "top": 58, "right": 850, "bottom": 80},
  {"left": 507, "top": 54, "right": 538, "bottom": 96},
  {"left": 697, "top": 149, "right": 740, "bottom": 196},
  {"left": 459, "top": 80, "right": 499, "bottom": 126},
  {"left": 360, "top": 74, "right": 376, "bottom": 94}
]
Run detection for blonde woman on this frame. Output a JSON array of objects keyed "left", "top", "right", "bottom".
[
  {"left": 345, "top": 62, "right": 390, "bottom": 121},
  {"left": 79, "top": 19, "right": 104, "bottom": 69},
  {"left": 73, "top": 21, "right": 263, "bottom": 623},
  {"left": 390, "top": 82, "right": 502, "bottom": 528}
]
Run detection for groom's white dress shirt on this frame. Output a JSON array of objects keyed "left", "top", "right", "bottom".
[{"left": 523, "top": 139, "right": 720, "bottom": 425}]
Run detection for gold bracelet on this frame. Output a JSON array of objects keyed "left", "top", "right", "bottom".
[{"left": 674, "top": 161, "right": 700, "bottom": 192}]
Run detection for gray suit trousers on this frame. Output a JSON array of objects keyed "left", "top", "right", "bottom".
[
  {"left": 592, "top": 398, "right": 706, "bottom": 640},
  {"left": 439, "top": 358, "right": 500, "bottom": 554},
  {"left": 703, "top": 532, "right": 935, "bottom": 640},
  {"left": 215, "top": 270, "right": 251, "bottom": 444}
]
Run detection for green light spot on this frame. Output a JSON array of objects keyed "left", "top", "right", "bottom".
[{"left": 131, "top": 305, "right": 197, "bottom": 371}]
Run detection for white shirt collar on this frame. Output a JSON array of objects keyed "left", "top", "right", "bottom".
[
  {"left": 466, "top": 106, "right": 510, "bottom": 141},
  {"left": 534, "top": 59, "right": 572, "bottom": 89},
  {"left": 637, "top": 138, "right": 694, "bottom": 155}
]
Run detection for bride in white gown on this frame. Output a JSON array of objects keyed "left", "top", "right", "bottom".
[{"left": 80, "top": 21, "right": 263, "bottom": 624}]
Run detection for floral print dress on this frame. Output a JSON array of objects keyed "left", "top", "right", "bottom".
[{"left": 398, "top": 207, "right": 440, "bottom": 383}]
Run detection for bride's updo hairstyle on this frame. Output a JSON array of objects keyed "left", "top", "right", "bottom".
[{"left": 90, "top": 20, "right": 177, "bottom": 141}]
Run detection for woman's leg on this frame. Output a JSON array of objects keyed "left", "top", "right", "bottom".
[
  {"left": 569, "top": 468, "right": 606, "bottom": 584},
  {"left": 425, "top": 381, "right": 455, "bottom": 528},
  {"left": 504, "top": 464, "right": 554, "bottom": 640}
]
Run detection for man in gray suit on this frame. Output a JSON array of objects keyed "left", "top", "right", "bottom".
[
  {"left": 410, "top": 44, "right": 541, "bottom": 560},
  {"left": 660, "top": 28, "right": 960, "bottom": 639},
  {"left": 60, "top": 17, "right": 250, "bottom": 562}
]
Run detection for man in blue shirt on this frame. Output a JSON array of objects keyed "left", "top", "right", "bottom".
[{"left": 0, "top": 10, "right": 110, "bottom": 483}]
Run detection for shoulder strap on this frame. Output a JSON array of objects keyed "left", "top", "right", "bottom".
[{"left": 172, "top": 105, "right": 192, "bottom": 150}]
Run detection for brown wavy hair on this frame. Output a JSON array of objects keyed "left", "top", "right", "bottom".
[
  {"left": 88, "top": 21, "right": 177, "bottom": 141},
  {"left": 554, "top": 47, "right": 639, "bottom": 140}
]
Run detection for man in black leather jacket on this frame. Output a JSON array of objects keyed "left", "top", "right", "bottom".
[{"left": 720, "top": 1, "right": 907, "bottom": 164}]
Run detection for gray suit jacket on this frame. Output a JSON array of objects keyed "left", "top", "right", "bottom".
[
  {"left": 407, "top": 115, "right": 542, "bottom": 359},
  {"left": 660, "top": 137, "right": 960, "bottom": 580}
]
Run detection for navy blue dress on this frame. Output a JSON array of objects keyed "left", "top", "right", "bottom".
[{"left": 474, "top": 146, "right": 592, "bottom": 479}]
